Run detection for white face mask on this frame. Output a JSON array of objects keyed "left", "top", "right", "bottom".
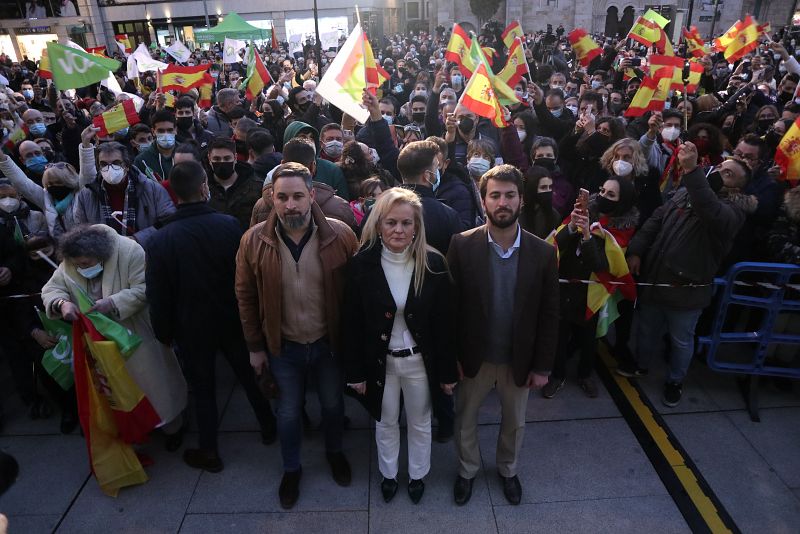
[
  {"left": 612, "top": 159, "right": 634, "bottom": 176},
  {"left": 77, "top": 263, "right": 103, "bottom": 279},
  {"left": 517, "top": 130, "right": 527, "bottom": 142},
  {"left": 661, "top": 125, "right": 681, "bottom": 142},
  {"left": 101, "top": 165, "right": 126, "bottom": 185},
  {"left": 0, "top": 197, "right": 20, "bottom": 213},
  {"left": 467, "top": 156, "right": 491, "bottom": 177},
  {"left": 566, "top": 105, "right": 578, "bottom": 115}
]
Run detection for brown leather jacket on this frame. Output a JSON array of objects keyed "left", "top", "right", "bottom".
[
  {"left": 235, "top": 202, "right": 359, "bottom": 356},
  {"left": 250, "top": 181, "right": 357, "bottom": 229}
]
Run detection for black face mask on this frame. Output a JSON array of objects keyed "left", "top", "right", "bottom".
[
  {"left": 757, "top": 118, "right": 774, "bottom": 134},
  {"left": 778, "top": 92, "right": 792, "bottom": 104},
  {"left": 211, "top": 161, "right": 236, "bottom": 179},
  {"left": 412, "top": 111, "right": 425, "bottom": 123},
  {"left": 47, "top": 185, "right": 72, "bottom": 200},
  {"left": 707, "top": 170, "right": 724, "bottom": 193},
  {"left": 534, "top": 157, "right": 555, "bottom": 171},
  {"left": 458, "top": 117, "right": 475, "bottom": 134},
  {"left": 536, "top": 190, "right": 553, "bottom": 210},
  {"left": 176, "top": 116, "right": 194, "bottom": 130},
  {"left": 608, "top": 102, "right": 624, "bottom": 115},
  {"left": 595, "top": 195, "right": 618, "bottom": 215},
  {"left": 765, "top": 130, "right": 783, "bottom": 149},
  {"left": 584, "top": 131, "right": 612, "bottom": 155}
]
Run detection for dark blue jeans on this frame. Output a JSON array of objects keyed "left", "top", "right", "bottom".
[{"left": 269, "top": 338, "right": 344, "bottom": 471}]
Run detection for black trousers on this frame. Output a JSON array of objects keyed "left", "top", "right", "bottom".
[
  {"left": 553, "top": 316, "right": 599, "bottom": 380},
  {"left": 179, "top": 333, "right": 275, "bottom": 453}
]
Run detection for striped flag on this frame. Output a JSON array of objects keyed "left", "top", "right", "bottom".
[
  {"left": 198, "top": 79, "right": 213, "bottom": 109},
  {"left": 497, "top": 37, "right": 528, "bottom": 88},
  {"left": 460, "top": 62, "right": 506, "bottom": 128},
  {"left": 682, "top": 26, "right": 710, "bottom": 58},
  {"left": 92, "top": 99, "right": 140, "bottom": 137},
  {"left": 568, "top": 29, "right": 601, "bottom": 67},
  {"left": 649, "top": 55, "right": 703, "bottom": 93},
  {"left": 445, "top": 23, "right": 476, "bottom": 77},
  {"left": 159, "top": 63, "right": 210, "bottom": 92},
  {"left": 774, "top": 116, "right": 800, "bottom": 186},
  {"left": 244, "top": 45, "right": 273, "bottom": 101},
  {"left": 364, "top": 37, "right": 389, "bottom": 96},
  {"left": 624, "top": 75, "right": 671, "bottom": 117},
  {"left": 115, "top": 34, "right": 132, "bottom": 55},
  {"left": 714, "top": 15, "right": 764, "bottom": 62},
  {"left": 501, "top": 21, "right": 524, "bottom": 49}
]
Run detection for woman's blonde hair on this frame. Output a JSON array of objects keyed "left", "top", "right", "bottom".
[
  {"left": 42, "top": 162, "right": 79, "bottom": 190},
  {"left": 695, "top": 94, "right": 720, "bottom": 113},
  {"left": 600, "top": 138, "right": 649, "bottom": 177},
  {"left": 360, "top": 187, "right": 442, "bottom": 296}
]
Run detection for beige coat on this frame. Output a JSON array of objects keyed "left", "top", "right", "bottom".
[{"left": 41, "top": 225, "right": 187, "bottom": 425}]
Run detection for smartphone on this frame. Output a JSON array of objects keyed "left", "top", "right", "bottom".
[
  {"left": 630, "top": 58, "right": 642, "bottom": 67},
  {"left": 578, "top": 188, "right": 590, "bottom": 212}
]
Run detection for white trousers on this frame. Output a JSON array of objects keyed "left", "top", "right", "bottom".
[{"left": 375, "top": 353, "right": 432, "bottom": 480}]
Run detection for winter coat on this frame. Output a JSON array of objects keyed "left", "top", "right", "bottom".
[
  {"left": 206, "top": 106, "right": 233, "bottom": 137},
  {"left": 436, "top": 164, "right": 479, "bottom": 230},
  {"left": 553, "top": 225, "right": 609, "bottom": 323},
  {"left": 342, "top": 244, "right": 457, "bottom": 421},
  {"left": 133, "top": 144, "right": 174, "bottom": 182},
  {"left": 41, "top": 224, "right": 187, "bottom": 425},
  {"left": 767, "top": 187, "right": 800, "bottom": 264},
  {"left": 208, "top": 162, "right": 263, "bottom": 231}
]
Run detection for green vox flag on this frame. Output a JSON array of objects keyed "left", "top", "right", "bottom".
[
  {"left": 46, "top": 42, "right": 121, "bottom": 91},
  {"left": 74, "top": 285, "right": 142, "bottom": 358},
  {"left": 37, "top": 309, "right": 74, "bottom": 390}
]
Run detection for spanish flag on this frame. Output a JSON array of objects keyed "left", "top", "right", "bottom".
[
  {"left": 468, "top": 39, "right": 519, "bottom": 108},
  {"left": 628, "top": 9, "right": 669, "bottom": 48},
  {"left": 198, "top": 78, "right": 213, "bottom": 109},
  {"left": 461, "top": 62, "right": 506, "bottom": 128},
  {"left": 624, "top": 75, "right": 671, "bottom": 117},
  {"left": 92, "top": 99, "right": 140, "bottom": 137},
  {"left": 445, "top": 23, "right": 476, "bottom": 77},
  {"left": 86, "top": 46, "right": 108, "bottom": 57},
  {"left": 115, "top": 34, "right": 132, "bottom": 55},
  {"left": 501, "top": 21, "right": 524, "bottom": 49},
  {"left": 568, "top": 28, "right": 601, "bottom": 68},
  {"left": 365, "top": 37, "right": 389, "bottom": 96},
  {"left": 682, "top": 26, "right": 709, "bottom": 58},
  {"left": 714, "top": 15, "right": 763, "bottom": 62},
  {"left": 497, "top": 37, "right": 528, "bottom": 88},
  {"left": 649, "top": 55, "right": 703, "bottom": 93},
  {"left": 159, "top": 63, "right": 211, "bottom": 93},
  {"left": 38, "top": 47, "right": 51, "bottom": 79},
  {"left": 244, "top": 46, "right": 273, "bottom": 101},
  {"left": 774, "top": 116, "right": 800, "bottom": 186}
]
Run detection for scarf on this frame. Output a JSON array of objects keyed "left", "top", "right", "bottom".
[
  {"left": 54, "top": 192, "right": 74, "bottom": 215},
  {"left": 99, "top": 174, "right": 138, "bottom": 236},
  {"left": 659, "top": 141, "right": 681, "bottom": 193}
]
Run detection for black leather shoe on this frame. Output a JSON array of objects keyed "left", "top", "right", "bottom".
[
  {"left": 326, "top": 452, "right": 352, "bottom": 486},
  {"left": 454, "top": 475, "right": 474, "bottom": 506},
  {"left": 183, "top": 449, "right": 224, "bottom": 473},
  {"left": 501, "top": 474, "right": 522, "bottom": 505},
  {"left": 408, "top": 478, "right": 425, "bottom": 504},
  {"left": 279, "top": 468, "right": 302, "bottom": 509},
  {"left": 381, "top": 477, "right": 398, "bottom": 503}
]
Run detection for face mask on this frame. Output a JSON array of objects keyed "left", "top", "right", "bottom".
[
  {"left": 25, "top": 154, "right": 48, "bottom": 174},
  {"left": 428, "top": 167, "right": 441, "bottom": 191},
  {"left": 602, "top": 96, "right": 608, "bottom": 106},
  {"left": 608, "top": 102, "right": 624, "bottom": 115},
  {"left": 458, "top": 117, "right": 475, "bottom": 134},
  {"left": 382, "top": 114, "right": 394, "bottom": 125},
  {"left": 536, "top": 190, "right": 553, "bottom": 209},
  {"left": 595, "top": 195, "right": 618, "bottom": 215},
  {"left": 0, "top": 197, "right": 20, "bottom": 213},
  {"left": 515, "top": 90, "right": 526, "bottom": 100},
  {"left": 29, "top": 123, "right": 47, "bottom": 137},
  {"left": 517, "top": 130, "right": 527, "bottom": 142},
  {"left": 77, "top": 263, "right": 103, "bottom": 279},
  {"left": 101, "top": 165, "right": 126, "bottom": 185},
  {"left": 591, "top": 80, "right": 603, "bottom": 90},
  {"left": 451, "top": 75, "right": 463, "bottom": 87},
  {"left": 323, "top": 140, "right": 343, "bottom": 158},
  {"left": 757, "top": 118, "right": 774, "bottom": 133},
  {"left": 22, "top": 89, "right": 34, "bottom": 100},
  {"left": 612, "top": 159, "right": 633, "bottom": 176},
  {"left": 551, "top": 107, "right": 563, "bottom": 118},
  {"left": 212, "top": 161, "right": 236, "bottom": 179},
  {"left": 765, "top": 130, "right": 783, "bottom": 148},
  {"left": 661, "top": 126, "right": 681, "bottom": 142},
  {"left": 534, "top": 157, "right": 555, "bottom": 171},
  {"left": 566, "top": 105, "right": 578, "bottom": 115},
  {"left": 47, "top": 185, "right": 72, "bottom": 201},
  {"left": 412, "top": 111, "right": 425, "bottom": 123},
  {"left": 176, "top": 116, "right": 193, "bottom": 130},
  {"left": 369, "top": 148, "right": 380, "bottom": 163},
  {"left": 415, "top": 90, "right": 428, "bottom": 99},
  {"left": 467, "top": 156, "right": 491, "bottom": 177},
  {"left": 774, "top": 53, "right": 782, "bottom": 61},
  {"left": 137, "top": 141, "right": 152, "bottom": 151},
  {"left": 156, "top": 133, "right": 176, "bottom": 149},
  {"left": 707, "top": 170, "right": 724, "bottom": 193},
  {"left": 550, "top": 84, "right": 564, "bottom": 91}
]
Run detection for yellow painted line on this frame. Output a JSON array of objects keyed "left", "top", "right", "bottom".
[{"left": 599, "top": 346, "right": 733, "bottom": 534}]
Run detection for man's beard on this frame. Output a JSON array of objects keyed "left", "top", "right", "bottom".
[
  {"left": 280, "top": 208, "right": 311, "bottom": 230},
  {"left": 486, "top": 206, "right": 520, "bottom": 229}
]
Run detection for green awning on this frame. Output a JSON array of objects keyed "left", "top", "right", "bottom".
[{"left": 194, "top": 12, "right": 271, "bottom": 43}]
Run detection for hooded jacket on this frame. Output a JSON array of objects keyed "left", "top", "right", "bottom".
[{"left": 283, "top": 121, "right": 350, "bottom": 200}]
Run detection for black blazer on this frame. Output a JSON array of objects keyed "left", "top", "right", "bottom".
[
  {"left": 341, "top": 243, "right": 457, "bottom": 421},
  {"left": 447, "top": 225, "right": 560, "bottom": 386}
]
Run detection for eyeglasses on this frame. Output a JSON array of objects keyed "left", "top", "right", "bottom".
[
  {"left": 732, "top": 151, "right": 758, "bottom": 162},
  {"left": 45, "top": 162, "right": 76, "bottom": 172},
  {"left": 99, "top": 162, "right": 124, "bottom": 171}
]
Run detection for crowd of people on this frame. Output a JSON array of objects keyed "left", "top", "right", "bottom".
[{"left": 0, "top": 18, "right": 798, "bottom": 509}]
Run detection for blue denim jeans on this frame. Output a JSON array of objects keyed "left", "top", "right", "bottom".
[
  {"left": 635, "top": 303, "right": 703, "bottom": 383},
  {"left": 269, "top": 338, "right": 344, "bottom": 471}
]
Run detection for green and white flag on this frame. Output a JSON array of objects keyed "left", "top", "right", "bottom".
[
  {"left": 46, "top": 42, "right": 121, "bottom": 91},
  {"left": 37, "top": 309, "right": 74, "bottom": 390}
]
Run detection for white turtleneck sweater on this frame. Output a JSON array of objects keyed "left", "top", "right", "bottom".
[{"left": 381, "top": 245, "right": 417, "bottom": 351}]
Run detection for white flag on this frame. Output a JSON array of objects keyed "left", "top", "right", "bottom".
[
  {"left": 116, "top": 41, "right": 128, "bottom": 58},
  {"left": 132, "top": 43, "right": 167, "bottom": 73},
  {"left": 316, "top": 23, "right": 369, "bottom": 124},
  {"left": 165, "top": 40, "right": 191, "bottom": 63},
  {"left": 223, "top": 38, "right": 246, "bottom": 63},
  {"left": 101, "top": 72, "right": 123, "bottom": 96},
  {"left": 126, "top": 55, "right": 139, "bottom": 80}
]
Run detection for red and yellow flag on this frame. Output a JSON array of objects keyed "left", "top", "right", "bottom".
[
  {"left": 159, "top": 64, "right": 211, "bottom": 93},
  {"left": 115, "top": 34, "right": 132, "bottom": 54},
  {"left": 460, "top": 62, "right": 506, "bottom": 128},
  {"left": 714, "top": 15, "right": 763, "bottom": 62},
  {"left": 445, "top": 23, "right": 476, "bottom": 77},
  {"left": 92, "top": 99, "right": 140, "bottom": 137},
  {"left": 568, "top": 28, "right": 601, "bottom": 67},
  {"left": 365, "top": 36, "right": 389, "bottom": 96},
  {"left": 38, "top": 47, "right": 51, "bottom": 79},
  {"left": 501, "top": 21, "right": 524, "bottom": 49},
  {"left": 244, "top": 46, "right": 273, "bottom": 101},
  {"left": 682, "top": 26, "right": 709, "bottom": 58},
  {"left": 497, "top": 37, "right": 528, "bottom": 88},
  {"left": 271, "top": 23, "right": 279, "bottom": 50},
  {"left": 649, "top": 55, "right": 703, "bottom": 93},
  {"left": 624, "top": 75, "right": 671, "bottom": 117},
  {"left": 198, "top": 79, "right": 213, "bottom": 109},
  {"left": 774, "top": 116, "right": 800, "bottom": 187}
]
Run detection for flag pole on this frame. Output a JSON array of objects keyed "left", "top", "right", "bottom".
[
  {"left": 356, "top": 5, "right": 368, "bottom": 93},
  {"left": 516, "top": 36, "right": 535, "bottom": 86}
]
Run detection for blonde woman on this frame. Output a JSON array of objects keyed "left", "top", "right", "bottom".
[
  {"left": 599, "top": 137, "right": 661, "bottom": 224},
  {"left": 342, "top": 187, "right": 457, "bottom": 504}
]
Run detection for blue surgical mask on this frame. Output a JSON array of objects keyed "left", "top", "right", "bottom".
[
  {"left": 382, "top": 114, "right": 394, "bottom": 125},
  {"left": 22, "top": 89, "right": 34, "bottom": 100},
  {"left": 137, "top": 141, "right": 152, "bottom": 151},
  {"left": 551, "top": 107, "right": 563, "bottom": 118},
  {"left": 429, "top": 167, "right": 441, "bottom": 191},
  {"left": 591, "top": 80, "right": 603, "bottom": 90},
  {"left": 77, "top": 263, "right": 103, "bottom": 279},
  {"left": 25, "top": 154, "right": 48, "bottom": 174},
  {"left": 156, "top": 133, "right": 176, "bottom": 149},
  {"left": 29, "top": 123, "right": 47, "bottom": 137}
]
